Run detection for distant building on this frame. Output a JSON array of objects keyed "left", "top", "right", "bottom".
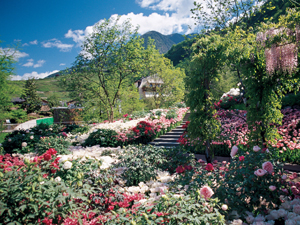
[{"left": 134, "top": 75, "right": 163, "bottom": 99}]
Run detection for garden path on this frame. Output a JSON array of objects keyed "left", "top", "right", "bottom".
[{"left": 149, "top": 112, "right": 190, "bottom": 148}]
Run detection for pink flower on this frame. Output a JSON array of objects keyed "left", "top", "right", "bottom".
[
  {"left": 253, "top": 146, "right": 261, "bottom": 152},
  {"left": 62, "top": 132, "right": 67, "bottom": 137},
  {"left": 293, "top": 205, "right": 300, "bottom": 215},
  {"left": 262, "top": 161, "right": 274, "bottom": 173},
  {"left": 239, "top": 156, "right": 245, "bottom": 161},
  {"left": 230, "top": 145, "right": 238, "bottom": 158},
  {"left": 269, "top": 186, "right": 276, "bottom": 191},
  {"left": 282, "top": 175, "right": 287, "bottom": 180},
  {"left": 254, "top": 169, "right": 267, "bottom": 177},
  {"left": 205, "top": 163, "right": 214, "bottom": 171},
  {"left": 221, "top": 204, "right": 228, "bottom": 211},
  {"left": 176, "top": 166, "right": 185, "bottom": 174},
  {"left": 199, "top": 185, "right": 214, "bottom": 200}
]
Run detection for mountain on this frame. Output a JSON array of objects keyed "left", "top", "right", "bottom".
[{"left": 141, "top": 31, "right": 193, "bottom": 54}]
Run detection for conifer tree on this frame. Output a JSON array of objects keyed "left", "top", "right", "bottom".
[{"left": 21, "top": 78, "right": 41, "bottom": 114}]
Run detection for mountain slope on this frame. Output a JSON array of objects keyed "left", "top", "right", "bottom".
[{"left": 141, "top": 31, "right": 193, "bottom": 54}]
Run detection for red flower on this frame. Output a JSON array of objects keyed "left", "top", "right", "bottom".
[
  {"left": 184, "top": 165, "right": 193, "bottom": 171},
  {"left": 48, "top": 148, "right": 57, "bottom": 155},
  {"left": 62, "top": 132, "right": 67, "bottom": 137},
  {"left": 205, "top": 163, "right": 214, "bottom": 171},
  {"left": 123, "top": 114, "right": 128, "bottom": 118},
  {"left": 43, "top": 154, "right": 52, "bottom": 161},
  {"left": 129, "top": 118, "right": 132, "bottom": 120},
  {"left": 51, "top": 169, "right": 57, "bottom": 174},
  {"left": 176, "top": 165, "right": 185, "bottom": 173},
  {"left": 239, "top": 156, "right": 245, "bottom": 161},
  {"left": 145, "top": 130, "right": 148, "bottom": 135},
  {"left": 43, "top": 174, "right": 48, "bottom": 178}
]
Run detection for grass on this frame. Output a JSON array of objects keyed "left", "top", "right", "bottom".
[
  {"left": 0, "top": 133, "right": 9, "bottom": 143},
  {"left": 7, "top": 77, "right": 71, "bottom": 101}
]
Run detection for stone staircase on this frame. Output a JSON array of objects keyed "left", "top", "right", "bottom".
[{"left": 149, "top": 112, "right": 190, "bottom": 148}]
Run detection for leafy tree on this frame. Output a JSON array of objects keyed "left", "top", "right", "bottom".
[
  {"left": 141, "top": 39, "right": 186, "bottom": 109},
  {"left": 62, "top": 17, "right": 149, "bottom": 122},
  {"left": 119, "top": 85, "right": 145, "bottom": 115},
  {"left": 0, "top": 43, "right": 17, "bottom": 129},
  {"left": 47, "top": 93, "right": 61, "bottom": 108},
  {"left": 21, "top": 78, "right": 41, "bottom": 114},
  {"left": 186, "top": 34, "right": 228, "bottom": 162},
  {"left": 191, "top": 0, "right": 269, "bottom": 31}
]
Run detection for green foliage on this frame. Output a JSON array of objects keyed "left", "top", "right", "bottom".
[
  {"left": 35, "top": 136, "right": 70, "bottom": 155},
  {"left": 108, "top": 192, "right": 226, "bottom": 224},
  {"left": 0, "top": 160, "right": 83, "bottom": 224},
  {"left": 119, "top": 85, "right": 145, "bottom": 116},
  {"left": 83, "top": 129, "right": 119, "bottom": 147},
  {"left": 173, "top": 102, "right": 187, "bottom": 108},
  {"left": 165, "top": 108, "right": 177, "bottom": 119},
  {"left": 47, "top": 92, "right": 61, "bottom": 108},
  {"left": 8, "top": 108, "right": 27, "bottom": 123},
  {"left": 62, "top": 16, "right": 149, "bottom": 122},
  {"left": 282, "top": 92, "right": 300, "bottom": 107},
  {"left": 21, "top": 78, "right": 42, "bottom": 114},
  {"left": 186, "top": 34, "right": 227, "bottom": 162},
  {"left": 0, "top": 43, "right": 18, "bottom": 130}
]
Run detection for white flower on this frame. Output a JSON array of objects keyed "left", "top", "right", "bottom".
[
  {"left": 231, "top": 219, "right": 243, "bottom": 225},
  {"left": 30, "top": 135, "right": 34, "bottom": 140},
  {"left": 55, "top": 176, "right": 62, "bottom": 182},
  {"left": 63, "top": 161, "right": 72, "bottom": 170},
  {"left": 278, "top": 208, "right": 288, "bottom": 218},
  {"left": 0, "top": 143, "right": 2, "bottom": 147},
  {"left": 8, "top": 138, "right": 11, "bottom": 142},
  {"left": 40, "top": 181, "right": 45, "bottom": 185},
  {"left": 253, "top": 145, "right": 261, "bottom": 152},
  {"left": 49, "top": 128, "right": 53, "bottom": 131},
  {"left": 21, "top": 142, "right": 27, "bottom": 147},
  {"left": 59, "top": 155, "right": 70, "bottom": 163}
]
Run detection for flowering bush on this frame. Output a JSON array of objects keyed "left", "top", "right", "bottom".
[
  {"left": 35, "top": 136, "right": 71, "bottom": 155},
  {"left": 82, "top": 129, "right": 120, "bottom": 147}
]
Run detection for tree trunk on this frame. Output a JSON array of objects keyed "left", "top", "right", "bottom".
[{"left": 205, "top": 140, "right": 213, "bottom": 163}]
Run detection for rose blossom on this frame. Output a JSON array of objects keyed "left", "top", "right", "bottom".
[
  {"left": 253, "top": 146, "right": 261, "bottom": 152},
  {"left": 44, "top": 153, "right": 52, "bottom": 161},
  {"left": 63, "top": 161, "right": 72, "bottom": 170},
  {"left": 205, "top": 163, "right": 214, "bottom": 171},
  {"left": 221, "top": 204, "right": 228, "bottom": 211},
  {"left": 55, "top": 176, "right": 62, "bottom": 182},
  {"left": 230, "top": 145, "right": 238, "bottom": 158},
  {"left": 176, "top": 166, "right": 185, "bottom": 174},
  {"left": 262, "top": 161, "right": 274, "bottom": 173},
  {"left": 199, "top": 185, "right": 214, "bottom": 200},
  {"left": 254, "top": 169, "right": 267, "bottom": 177},
  {"left": 239, "top": 156, "right": 245, "bottom": 161},
  {"left": 269, "top": 185, "right": 276, "bottom": 191},
  {"left": 293, "top": 205, "right": 300, "bottom": 215},
  {"left": 21, "top": 142, "right": 27, "bottom": 147}
]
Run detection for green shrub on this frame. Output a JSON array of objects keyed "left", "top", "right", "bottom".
[
  {"left": 166, "top": 108, "right": 177, "bottom": 119},
  {"left": 82, "top": 129, "right": 120, "bottom": 147},
  {"left": 131, "top": 110, "right": 150, "bottom": 119},
  {"left": 35, "top": 136, "right": 70, "bottom": 155},
  {"left": 2, "top": 130, "right": 34, "bottom": 154},
  {"left": 174, "top": 102, "right": 187, "bottom": 108},
  {"left": 115, "top": 145, "right": 168, "bottom": 186},
  {"left": 0, "top": 156, "right": 84, "bottom": 224},
  {"left": 155, "top": 110, "right": 162, "bottom": 116},
  {"left": 8, "top": 109, "right": 27, "bottom": 123},
  {"left": 107, "top": 192, "right": 226, "bottom": 224}
]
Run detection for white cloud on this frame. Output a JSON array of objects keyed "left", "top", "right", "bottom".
[
  {"left": 22, "top": 43, "right": 29, "bottom": 46},
  {"left": 22, "top": 59, "right": 34, "bottom": 67},
  {"left": 65, "top": 0, "right": 198, "bottom": 46},
  {"left": 33, "top": 60, "right": 45, "bottom": 68},
  {"left": 29, "top": 40, "right": 38, "bottom": 45},
  {"left": 10, "top": 70, "right": 59, "bottom": 81},
  {"left": 60, "top": 63, "right": 66, "bottom": 66},
  {"left": 42, "top": 38, "right": 73, "bottom": 52},
  {"left": 0, "top": 47, "right": 29, "bottom": 61},
  {"left": 22, "top": 59, "right": 46, "bottom": 68}
]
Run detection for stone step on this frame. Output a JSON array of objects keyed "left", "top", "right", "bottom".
[
  {"left": 149, "top": 142, "right": 180, "bottom": 147},
  {"left": 159, "top": 134, "right": 183, "bottom": 138},
  {"left": 152, "top": 138, "right": 179, "bottom": 142}
]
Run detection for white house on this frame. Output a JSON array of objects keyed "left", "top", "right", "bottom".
[{"left": 134, "top": 75, "right": 164, "bottom": 99}]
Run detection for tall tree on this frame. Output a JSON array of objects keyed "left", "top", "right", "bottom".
[
  {"left": 21, "top": 78, "right": 41, "bottom": 114},
  {"left": 62, "top": 17, "right": 149, "bottom": 122},
  {"left": 0, "top": 43, "right": 17, "bottom": 128}
]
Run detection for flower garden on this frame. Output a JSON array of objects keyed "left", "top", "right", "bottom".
[{"left": 1, "top": 103, "right": 300, "bottom": 225}]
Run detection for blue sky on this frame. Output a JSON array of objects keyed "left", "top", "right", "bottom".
[{"left": 0, "top": 0, "right": 199, "bottom": 80}]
